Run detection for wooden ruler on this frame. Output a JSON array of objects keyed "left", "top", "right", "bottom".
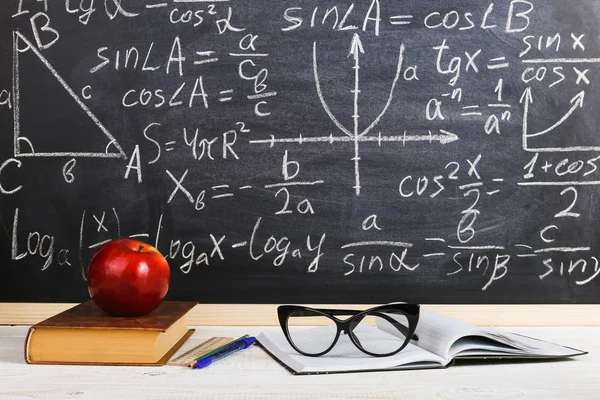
[{"left": 168, "top": 337, "right": 234, "bottom": 366}]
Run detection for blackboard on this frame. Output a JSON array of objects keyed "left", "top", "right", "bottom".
[{"left": 1, "top": 0, "right": 600, "bottom": 304}]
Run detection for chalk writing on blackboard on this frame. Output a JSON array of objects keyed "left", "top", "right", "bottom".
[{"left": 1, "top": 0, "right": 600, "bottom": 303}]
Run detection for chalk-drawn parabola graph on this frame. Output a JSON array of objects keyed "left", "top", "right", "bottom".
[{"left": 250, "top": 36, "right": 459, "bottom": 196}]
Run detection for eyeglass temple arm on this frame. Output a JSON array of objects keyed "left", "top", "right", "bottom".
[{"left": 294, "top": 309, "right": 418, "bottom": 341}]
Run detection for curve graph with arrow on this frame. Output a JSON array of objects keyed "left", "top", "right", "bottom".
[{"left": 521, "top": 87, "right": 592, "bottom": 152}]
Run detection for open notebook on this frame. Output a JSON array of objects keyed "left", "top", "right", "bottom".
[{"left": 257, "top": 309, "right": 586, "bottom": 375}]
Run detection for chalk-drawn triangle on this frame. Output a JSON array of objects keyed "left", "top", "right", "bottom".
[{"left": 13, "top": 31, "right": 125, "bottom": 159}]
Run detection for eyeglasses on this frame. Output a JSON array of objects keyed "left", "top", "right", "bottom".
[{"left": 277, "top": 303, "right": 419, "bottom": 357}]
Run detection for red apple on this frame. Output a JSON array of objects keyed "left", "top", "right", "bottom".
[{"left": 87, "top": 239, "right": 170, "bottom": 317}]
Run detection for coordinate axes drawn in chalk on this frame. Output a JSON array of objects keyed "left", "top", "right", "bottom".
[
  {"left": 520, "top": 55, "right": 600, "bottom": 153},
  {"left": 520, "top": 86, "right": 589, "bottom": 153},
  {"left": 12, "top": 31, "right": 126, "bottom": 159},
  {"left": 249, "top": 34, "right": 459, "bottom": 196}
]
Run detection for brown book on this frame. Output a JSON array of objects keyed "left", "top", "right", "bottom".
[{"left": 24, "top": 300, "right": 197, "bottom": 366}]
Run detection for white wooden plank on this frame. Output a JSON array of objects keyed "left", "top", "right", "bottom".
[{"left": 0, "top": 326, "right": 598, "bottom": 400}]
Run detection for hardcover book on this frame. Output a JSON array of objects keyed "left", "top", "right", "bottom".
[
  {"left": 24, "top": 300, "right": 196, "bottom": 366},
  {"left": 257, "top": 308, "right": 587, "bottom": 375}
]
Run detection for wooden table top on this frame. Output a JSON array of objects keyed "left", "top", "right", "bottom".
[{"left": 1, "top": 325, "right": 598, "bottom": 400}]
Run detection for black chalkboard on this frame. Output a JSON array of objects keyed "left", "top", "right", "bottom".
[{"left": 2, "top": 0, "right": 600, "bottom": 304}]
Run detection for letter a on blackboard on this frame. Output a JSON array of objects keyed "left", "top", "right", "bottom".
[{"left": 12, "top": 31, "right": 126, "bottom": 159}]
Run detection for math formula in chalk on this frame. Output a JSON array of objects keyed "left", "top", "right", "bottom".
[{"left": 1, "top": 0, "right": 600, "bottom": 303}]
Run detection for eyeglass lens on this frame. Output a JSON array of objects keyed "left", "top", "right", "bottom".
[
  {"left": 352, "top": 310, "right": 409, "bottom": 354},
  {"left": 286, "top": 310, "right": 337, "bottom": 354},
  {"left": 286, "top": 308, "right": 410, "bottom": 356}
]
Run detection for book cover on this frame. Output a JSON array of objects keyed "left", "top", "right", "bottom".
[{"left": 24, "top": 300, "right": 197, "bottom": 366}]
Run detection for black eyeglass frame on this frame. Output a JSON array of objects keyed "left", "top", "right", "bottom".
[{"left": 277, "top": 303, "right": 420, "bottom": 357}]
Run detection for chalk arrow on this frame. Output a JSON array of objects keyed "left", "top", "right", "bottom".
[
  {"left": 437, "top": 129, "right": 460, "bottom": 144},
  {"left": 527, "top": 91, "right": 585, "bottom": 138},
  {"left": 349, "top": 33, "right": 364, "bottom": 195},
  {"left": 400, "top": 130, "right": 459, "bottom": 145},
  {"left": 519, "top": 86, "right": 533, "bottom": 105},
  {"left": 348, "top": 33, "right": 364, "bottom": 60},
  {"left": 519, "top": 87, "right": 533, "bottom": 150},
  {"left": 248, "top": 130, "right": 459, "bottom": 146},
  {"left": 520, "top": 87, "right": 533, "bottom": 150},
  {"left": 571, "top": 90, "right": 586, "bottom": 108},
  {"left": 348, "top": 33, "right": 364, "bottom": 133}
]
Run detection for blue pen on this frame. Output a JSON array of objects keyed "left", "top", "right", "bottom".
[{"left": 194, "top": 336, "right": 256, "bottom": 369}]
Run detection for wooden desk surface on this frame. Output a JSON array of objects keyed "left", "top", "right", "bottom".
[{"left": 1, "top": 325, "right": 598, "bottom": 400}]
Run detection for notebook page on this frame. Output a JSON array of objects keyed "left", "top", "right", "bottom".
[
  {"left": 478, "top": 328, "right": 586, "bottom": 357},
  {"left": 378, "top": 310, "right": 586, "bottom": 360},
  {"left": 447, "top": 336, "right": 526, "bottom": 358},
  {"left": 257, "top": 325, "right": 446, "bottom": 373},
  {"left": 377, "top": 309, "right": 482, "bottom": 360}
]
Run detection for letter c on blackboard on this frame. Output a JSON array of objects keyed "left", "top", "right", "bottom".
[
  {"left": 0, "top": 158, "right": 23, "bottom": 194},
  {"left": 82, "top": 85, "right": 92, "bottom": 100}
]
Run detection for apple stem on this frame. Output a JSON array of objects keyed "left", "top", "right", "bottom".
[{"left": 138, "top": 245, "right": 144, "bottom": 251}]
